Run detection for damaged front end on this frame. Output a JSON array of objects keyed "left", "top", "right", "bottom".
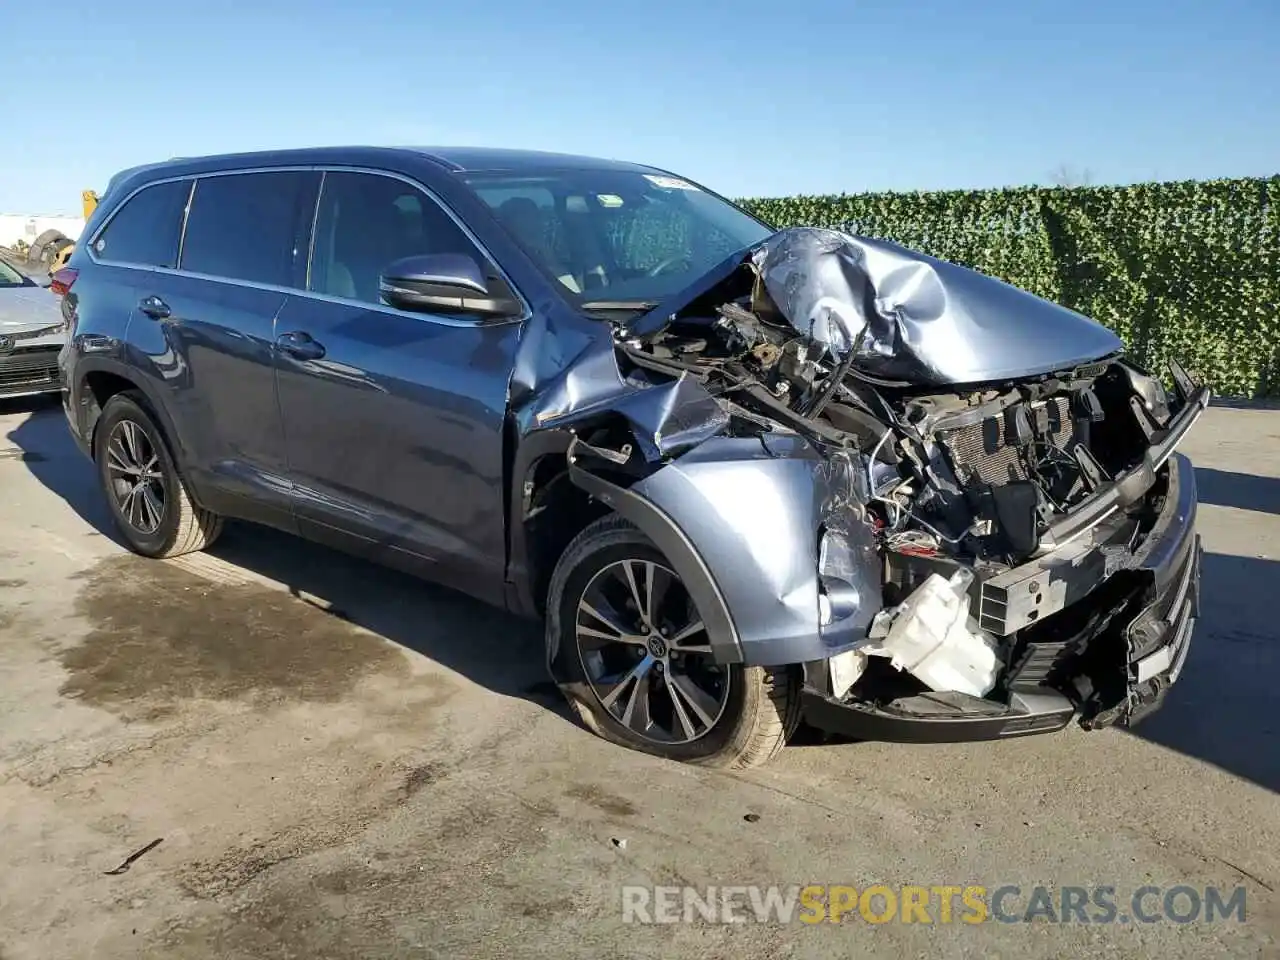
[{"left": 530, "top": 227, "right": 1208, "bottom": 744}]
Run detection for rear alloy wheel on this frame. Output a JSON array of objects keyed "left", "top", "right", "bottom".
[
  {"left": 94, "top": 392, "right": 223, "bottom": 558},
  {"left": 105, "top": 419, "right": 166, "bottom": 535},
  {"left": 547, "top": 515, "right": 800, "bottom": 768}
]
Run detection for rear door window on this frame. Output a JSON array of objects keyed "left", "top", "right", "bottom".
[
  {"left": 92, "top": 179, "right": 192, "bottom": 269},
  {"left": 308, "top": 171, "right": 486, "bottom": 305},
  {"left": 180, "top": 171, "right": 316, "bottom": 287}
]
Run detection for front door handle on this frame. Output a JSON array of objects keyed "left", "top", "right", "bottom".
[
  {"left": 138, "top": 295, "right": 171, "bottom": 320},
  {"left": 276, "top": 330, "right": 326, "bottom": 361}
]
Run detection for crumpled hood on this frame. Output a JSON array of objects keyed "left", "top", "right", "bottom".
[
  {"left": 0, "top": 286, "right": 65, "bottom": 345},
  {"left": 749, "top": 227, "right": 1123, "bottom": 385}
]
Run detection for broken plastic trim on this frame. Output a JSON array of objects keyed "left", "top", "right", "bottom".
[{"left": 1034, "top": 368, "right": 1209, "bottom": 556}]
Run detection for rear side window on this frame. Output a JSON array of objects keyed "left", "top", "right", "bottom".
[
  {"left": 309, "top": 171, "right": 484, "bottom": 305},
  {"left": 93, "top": 179, "right": 191, "bottom": 268},
  {"left": 180, "top": 171, "right": 315, "bottom": 287}
]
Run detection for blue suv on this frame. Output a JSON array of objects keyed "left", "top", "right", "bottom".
[{"left": 58, "top": 147, "right": 1208, "bottom": 766}]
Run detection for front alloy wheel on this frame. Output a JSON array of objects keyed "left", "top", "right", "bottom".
[
  {"left": 547, "top": 515, "right": 800, "bottom": 768},
  {"left": 575, "top": 558, "right": 729, "bottom": 744}
]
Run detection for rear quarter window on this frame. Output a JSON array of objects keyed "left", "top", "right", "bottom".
[
  {"left": 93, "top": 179, "right": 192, "bottom": 268},
  {"left": 180, "top": 171, "right": 315, "bottom": 287}
]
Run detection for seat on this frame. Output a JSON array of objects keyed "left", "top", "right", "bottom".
[
  {"left": 327, "top": 261, "right": 357, "bottom": 299},
  {"left": 330, "top": 194, "right": 411, "bottom": 302},
  {"left": 496, "top": 197, "right": 581, "bottom": 293}
]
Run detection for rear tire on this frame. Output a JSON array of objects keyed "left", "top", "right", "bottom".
[
  {"left": 94, "top": 392, "right": 223, "bottom": 558},
  {"left": 546, "top": 515, "right": 800, "bottom": 768}
]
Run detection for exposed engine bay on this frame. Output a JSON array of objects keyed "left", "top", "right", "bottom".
[
  {"left": 578, "top": 228, "right": 1209, "bottom": 732},
  {"left": 617, "top": 230, "right": 1189, "bottom": 570}
]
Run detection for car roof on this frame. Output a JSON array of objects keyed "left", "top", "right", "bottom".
[
  {"left": 109, "top": 146, "right": 664, "bottom": 189},
  {"left": 406, "top": 146, "right": 663, "bottom": 175}
]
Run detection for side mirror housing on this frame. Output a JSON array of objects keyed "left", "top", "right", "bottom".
[{"left": 379, "top": 254, "right": 521, "bottom": 319}]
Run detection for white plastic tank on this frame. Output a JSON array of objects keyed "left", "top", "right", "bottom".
[{"left": 864, "top": 570, "right": 1002, "bottom": 697}]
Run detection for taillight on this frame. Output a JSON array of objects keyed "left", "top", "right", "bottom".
[{"left": 50, "top": 267, "right": 78, "bottom": 298}]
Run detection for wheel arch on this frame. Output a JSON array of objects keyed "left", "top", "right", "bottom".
[
  {"left": 553, "top": 463, "right": 744, "bottom": 671},
  {"left": 505, "top": 422, "right": 608, "bottom": 620},
  {"left": 75, "top": 358, "right": 187, "bottom": 472},
  {"left": 509, "top": 411, "right": 744, "bottom": 666},
  {"left": 87, "top": 375, "right": 225, "bottom": 558}
]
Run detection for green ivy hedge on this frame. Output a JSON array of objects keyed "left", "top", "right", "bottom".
[{"left": 739, "top": 178, "right": 1280, "bottom": 399}]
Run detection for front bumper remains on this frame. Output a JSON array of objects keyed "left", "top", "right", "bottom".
[{"left": 802, "top": 451, "right": 1202, "bottom": 743}]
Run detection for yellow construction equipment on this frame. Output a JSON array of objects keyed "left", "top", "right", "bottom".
[{"left": 44, "top": 190, "right": 101, "bottom": 272}]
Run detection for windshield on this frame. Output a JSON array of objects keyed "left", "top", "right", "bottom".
[
  {"left": 0, "top": 260, "right": 33, "bottom": 287},
  {"left": 462, "top": 168, "right": 772, "bottom": 310}
]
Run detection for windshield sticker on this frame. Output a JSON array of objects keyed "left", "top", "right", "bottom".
[
  {"left": 644, "top": 174, "right": 698, "bottom": 191},
  {"left": 596, "top": 194, "right": 625, "bottom": 207}
]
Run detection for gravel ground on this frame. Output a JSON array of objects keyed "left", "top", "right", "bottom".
[{"left": 0, "top": 394, "right": 1277, "bottom": 959}]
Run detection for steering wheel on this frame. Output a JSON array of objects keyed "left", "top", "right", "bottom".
[{"left": 645, "top": 256, "right": 692, "bottom": 278}]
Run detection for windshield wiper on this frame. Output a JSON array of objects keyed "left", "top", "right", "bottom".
[{"left": 581, "top": 299, "right": 659, "bottom": 313}]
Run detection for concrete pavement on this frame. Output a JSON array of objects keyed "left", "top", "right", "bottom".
[{"left": 0, "top": 394, "right": 1276, "bottom": 958}]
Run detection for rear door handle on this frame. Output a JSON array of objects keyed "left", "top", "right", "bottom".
[
  {"left": 138, "top": 295, "right": 171, "bottom": 320},
  {"left": 276, "top": 330, "right": 326, "bottom": 361}
]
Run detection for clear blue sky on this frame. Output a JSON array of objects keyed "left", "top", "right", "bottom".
[{"left": 3, "top": 0, "right": 1277, "bottom": 214}]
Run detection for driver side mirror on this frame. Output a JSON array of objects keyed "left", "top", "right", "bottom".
[{"left": 379, "top": 253, "right": 522, "bottom": 319}]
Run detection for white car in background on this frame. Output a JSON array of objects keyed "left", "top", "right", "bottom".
[{"left": 0, "top": 257, "right": 65, "bottom": 400}]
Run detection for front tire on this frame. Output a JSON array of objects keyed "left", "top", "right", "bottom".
[
  {"left": 546, "top": 515, "right": 800, "bottom": 768},
  {"left": 94, "top": 391, "right": 223, "bottom": 558}
]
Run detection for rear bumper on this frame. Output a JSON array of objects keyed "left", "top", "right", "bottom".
[
  {"left": 57, "top": 341, "right": 95, "bottom": 458},
  {"left": 802, "top": 452, "right": 1202, "bottom": 743}
]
